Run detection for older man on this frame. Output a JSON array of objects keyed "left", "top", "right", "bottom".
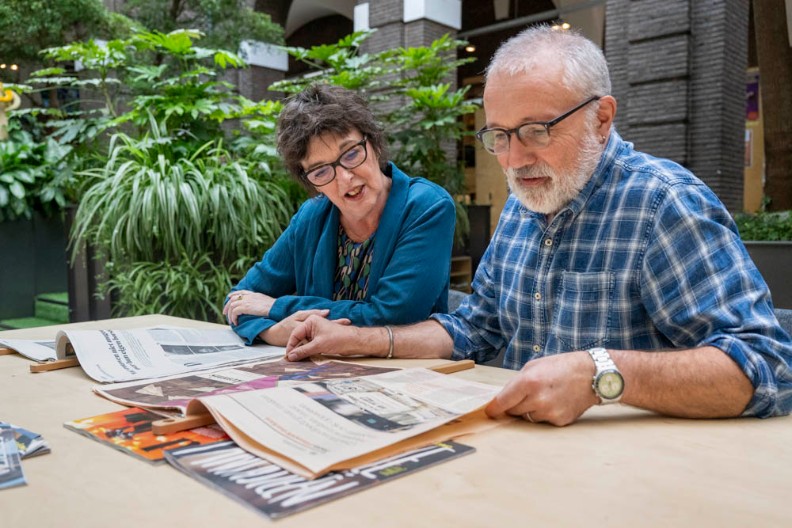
[{"left": 285, "top": 26, "right": 792, "bottom": 425}]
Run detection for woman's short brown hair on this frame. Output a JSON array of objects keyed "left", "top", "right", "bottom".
[{"left": 277, "top": 84, "right": 389, "bottom": 189}]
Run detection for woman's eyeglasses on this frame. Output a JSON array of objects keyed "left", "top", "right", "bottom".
[{"left": 302, "top": 137, "right": 368, "bottom": 186}]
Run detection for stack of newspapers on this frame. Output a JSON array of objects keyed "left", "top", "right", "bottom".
[{"left": 3, "top": 326, "right": 504, "bottom": 518}]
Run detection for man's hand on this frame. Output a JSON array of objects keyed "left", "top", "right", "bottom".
[
  {"left": 285, "top": 316, "right": 368, "bottom": 361},
  {"left": 223, "top": 290, "right": 276, "bottom": 326},
  {"left": 259, "top": 309, "right": 350, "bottom": 347},
  {"left": 485, "top": 351, "right": 599, "bottom": 426}
]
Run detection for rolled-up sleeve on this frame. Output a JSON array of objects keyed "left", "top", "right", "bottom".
[
  {"left": 432, "top": 242, "right": 508, "bottom": 364},
  {"left": 640, "top": 184, "right": 792, "bottom": 417}
]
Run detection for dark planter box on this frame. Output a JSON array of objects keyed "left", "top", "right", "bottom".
[
  {"left": 0, "top": 213, "right": 68, "bottom": 319},
  {"left": 744, "top": 241, "right": 792, "bottom": 309},
  {"left": 65, "top": 206, "right": 112, "bottom": 322}
]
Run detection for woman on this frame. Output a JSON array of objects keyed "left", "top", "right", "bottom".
[{"left": 223, "top": 84, "right": 456, "bottom": 346}]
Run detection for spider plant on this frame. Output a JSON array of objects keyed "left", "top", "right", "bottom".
[{"left": 71, "top": 117, "right": 293, "bottom": 321}]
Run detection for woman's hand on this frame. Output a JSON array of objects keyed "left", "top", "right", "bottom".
[
  {"left": 259, "top": 309, "right": 351, "bottom": 347},
  {"left": 223, "top": 290, "right": 276, "bottom": 326}
]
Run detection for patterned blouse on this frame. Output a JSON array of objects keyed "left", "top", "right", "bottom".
[{"left": 333, "top": 225, "right": 375, "bottom": 301}]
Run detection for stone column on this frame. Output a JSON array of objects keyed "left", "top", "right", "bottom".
[{"left": 605, "top": 0, "right": 747, "bottom": 210}]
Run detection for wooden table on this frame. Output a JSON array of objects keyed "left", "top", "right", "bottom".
[{"left": 1, "top": 315, "right": 791, "bottom": 527}]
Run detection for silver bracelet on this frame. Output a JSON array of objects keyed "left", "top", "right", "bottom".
[{"left": 384, "top": 325, "right": 394, "bottom": 359}]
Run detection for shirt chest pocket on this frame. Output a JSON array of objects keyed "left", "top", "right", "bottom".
[{"left": 552, "top": 271, "right": 614, "bottom": 350}]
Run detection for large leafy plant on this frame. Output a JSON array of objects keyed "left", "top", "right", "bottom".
[
  {"left": 0, "top": 124, "right": 73, "bottom": 221},
  {"left": 71, "top": 119, "right": 293, "bottom": 321},
  {"left": 28, "top": 30, "right": 296, "bottom": 321}
]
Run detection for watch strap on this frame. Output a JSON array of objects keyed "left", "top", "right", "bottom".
[{"left": 587, "top": 347, "right": 623, "bottom": 404}]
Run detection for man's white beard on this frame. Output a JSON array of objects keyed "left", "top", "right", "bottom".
[{"left": 505, "top": 131, "right": 603, "bottom": 215}]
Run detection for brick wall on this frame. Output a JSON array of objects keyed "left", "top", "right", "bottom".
[
  {"left": 688, "top": 0, "right": 748, "bottom": 209},
  {"left": 605, "top": 0, "right": 747, "bottom": 210}
]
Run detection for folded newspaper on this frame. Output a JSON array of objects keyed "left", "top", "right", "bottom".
[
  {"left": 2, "top": 327, "right": 284, "bottom": 383},
  {"left": 198, "top": 367, "right": 503, "bottom": 479}
]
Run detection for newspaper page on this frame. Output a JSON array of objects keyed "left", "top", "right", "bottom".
[
  {"left": 57, "top": 326, "right": 284, "bottom": 383},
  {"left": 0, "top": 339, "right": 57, "bottom": 362},
  {"left": 200, "top": 368, "right": 501, "bottom": 479},
  {"left": 94, "top": 359, "right": 400, "bottom": 416}
]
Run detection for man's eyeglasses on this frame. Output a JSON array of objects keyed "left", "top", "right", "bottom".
[
  {"left": 475, "top": 96, "right": 601, "bottom": 155},
  {"left": 302, "top": 137, "right": 368, "bottom": 187}
]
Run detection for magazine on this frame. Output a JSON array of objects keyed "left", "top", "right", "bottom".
[
  {"left": 94, "top": 359, "right": 400, "bottom": 417},
  {"left": 0, "top": 422, "right": 50, "bottom": 458},
  {"left": 0, "top": 429, "right": 25, "bottom": 490},
  {"left": 64, "top": 407, "right": 230, "bottom": 464},
  {"left": 199, "top": 367, "right": 503, "bottom": 479},
  {"left": 26, "top": 325, "right": 285, "bottom": 383},
  {"left": 165, "top": 439, "right": 475, "bottom": 519}
]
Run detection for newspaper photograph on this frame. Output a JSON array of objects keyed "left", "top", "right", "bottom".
[
  {"left": 200, "top": 368, "right": 502, "bottom": 479},
  {"left": 0, "top": 339, "right": 57, "bottom": 362},
  {"left": 56, "top": 326, "right": 285, "bottom": 383}
]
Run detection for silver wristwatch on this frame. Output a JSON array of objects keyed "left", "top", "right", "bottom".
[{"left": 587, "top": 347, "right": 624, "bottom": 404}]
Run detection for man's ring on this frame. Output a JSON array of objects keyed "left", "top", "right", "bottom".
[
  {"left": 236, "top": 294, "right": 243, "bottom": 301},
  {"left": 523, "top": 412, "right": 535, "bottom": 423}
]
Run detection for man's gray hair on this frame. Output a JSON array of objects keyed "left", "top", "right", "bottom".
[{"left": 486, "top": 25, "right": 611, "bottom": 97}]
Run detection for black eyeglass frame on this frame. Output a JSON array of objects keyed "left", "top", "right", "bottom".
[
  {"left": 475, "top": 95, "right": 602, "bottom": 154},
  {"left": 301, "top": 136, "right": 369, "bottom": 187}
]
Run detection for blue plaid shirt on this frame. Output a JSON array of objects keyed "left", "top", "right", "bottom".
[{"left": 433, "top": 132, "right": 792, "bottom": 418}]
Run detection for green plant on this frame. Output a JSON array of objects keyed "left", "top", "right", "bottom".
[
  {"left": 33, "top": 30, "right": 249, "bottom": 143},
  {"left": 0, "top": 0, "right": 125, "bottom": 66},
  {"left": 734, "top": 211, "right": 792, "bottom": 241},
  {"left": 0, "top": 124, "right": 73, "bottom": 221},
  {"left": 9, "top": 28, "right": 274, "bottom": 215},
  {"left": 71, "top": 119, "right": 294, "bottom": 320},
  {"left": 120, "top": 0, "right": 283, "bottom": 52},
  {"left": 17, "top": 29, "right": 299, "bottom": 321}
]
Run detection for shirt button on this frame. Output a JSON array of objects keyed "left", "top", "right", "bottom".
[
  {"left": 533, "top": 345, "right": 541, "bottom": 353},
  {"left": 544, "top": 238, "right": 553, "bottom": 246},
  {"left": 534, "top": 292, "right": 541, "bottom": 300}
]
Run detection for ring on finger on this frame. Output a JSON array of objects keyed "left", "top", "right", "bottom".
[
  {"left": 236, "top": 294, "right": 244, "bottom": 301},
  {"left": 523, "top": 412, "right": 535, "bottom": 423}
]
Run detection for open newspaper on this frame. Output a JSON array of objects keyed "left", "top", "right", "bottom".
[
  {"left": 10, "top": 326, "right": 284, "bottom": 383},
  {"left": 94, "top": 359, "right": 399, "bottom": 417},
  {"left": 199, "top": 367, "right": 503, "bottom": 479}
]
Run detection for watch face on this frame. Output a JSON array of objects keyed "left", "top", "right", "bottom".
[{"left": 597, "top": 371, "right": 624, "bottom": 399}]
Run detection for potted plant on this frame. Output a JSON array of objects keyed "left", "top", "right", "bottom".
[
  {"left": 36, "top": 30, "right": 297, "bottom": 322},
  {"left": 0, "top": 117, "right": 74, "bottom": 322},
  {"left": 70, "top": 118, "right": 293, "bottom": 321},
  {"left": 735, "top": 210, "right": 792, "bottom": 309}
]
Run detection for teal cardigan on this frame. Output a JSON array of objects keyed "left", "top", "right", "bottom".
[{"left": 230, "top": 163, "right": 456, "bottom": 344}]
